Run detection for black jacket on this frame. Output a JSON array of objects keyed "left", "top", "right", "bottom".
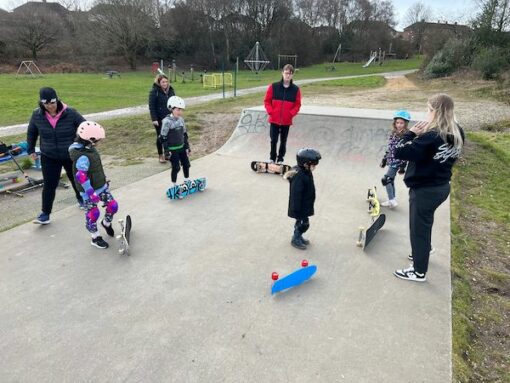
[
  {"left": 148, "top": 84, "right": 175, "bottom": 122},
  {"left": 27, "top": 103, "right": 85, "bottom": 161},
  {"left": 395, "top": 128, "right": 464, "bottom": 189},
  {"left": 288, "top": 166, "right": 316, "bottom": 219}
]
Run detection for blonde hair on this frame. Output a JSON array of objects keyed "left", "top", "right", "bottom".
[
  {"left": 424, "top": 93, "right": 463, "bottom": 150},
  {"left": 154, "top": 73, "right": 168, "bottom": 85}
]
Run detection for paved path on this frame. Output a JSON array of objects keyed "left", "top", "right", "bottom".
[
  {"left": 0, "top": 70, "right": 417, "bottom": 137},
  {"left": 0, "top": 106, "right": 452, "bottom": 382}
]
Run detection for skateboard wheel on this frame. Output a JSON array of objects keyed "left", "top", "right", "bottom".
[
  {"left": 271, "top": 272, "right": 279, "bottom": 281},
  {"left": 301, "top": 260, "right": 308, "bottom": 267}
]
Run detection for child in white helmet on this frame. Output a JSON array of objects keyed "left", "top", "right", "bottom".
[
  {"left": 160, "top": 96, "right": 191, "bottom": 188},
  {"left": 379, "top": 110, "right": 410, "bottom": 208},
  {"left": 69, "top": 121, "right": 119, "bottom": 249}
]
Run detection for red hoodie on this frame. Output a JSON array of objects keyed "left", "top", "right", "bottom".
[{"left": 264, "top": 80, "right": 301, "bottom": 126}]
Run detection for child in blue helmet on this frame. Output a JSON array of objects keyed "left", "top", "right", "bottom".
[{"left": 379, "top": 110, "right": 410, "bottom": 208}]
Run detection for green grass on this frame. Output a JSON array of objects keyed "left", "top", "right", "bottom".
[
  {"left": 451, "top": 130, "right": 510, "bottom": 382},
  {"left": 0, "top": 57, "right": 422, "bottom": 126},
  {"left": 301, "top": 75, "right": 386, "bottom": 88}
]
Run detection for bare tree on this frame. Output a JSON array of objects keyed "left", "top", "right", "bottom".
[
  {"left": 404, "top": 1, "right": 433, "bottom": 27},
  {"left": 90, "top": 0, "right": 156, "bottom": 69},
  {"left": 10, "top": 8, "right": 63, "bottom": 59},
  {"left": 474, "top": 0, "right": 510, "bottom": 32}
]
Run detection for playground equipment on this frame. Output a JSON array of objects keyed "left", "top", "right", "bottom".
[
  {"left": 363, "top": 49, "right": 385, "bottom": 67},
  {"left": 326, "top": 42, "right": 342, "bottom": 71},
  {"left": 244, "top": 41, "right": 270, "bottom": 74},
  {"left": 203, "top": 73, "right": 233, "bottom": 89},
  {"left": 16, "top": 61, "right": 43, "bottom": 78},
  {"left": 277, "top": 54, "right": 297, "bottom": 69}
]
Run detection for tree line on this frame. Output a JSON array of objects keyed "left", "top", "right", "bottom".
[{"left": 0, "top": 0, "right": 409, "bottom": 71}]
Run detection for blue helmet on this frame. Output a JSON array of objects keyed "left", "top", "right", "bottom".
[{"left": 393, "top": 109, "right": 411, "bottom": 122}]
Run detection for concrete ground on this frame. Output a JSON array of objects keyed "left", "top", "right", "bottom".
[{"left": 0, "top": 106, "right": 452, "bottom": 382}]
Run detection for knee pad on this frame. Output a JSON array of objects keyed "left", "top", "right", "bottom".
[
  {"left": 106, "top": 199, "right": 118, "bottom": 214},
  {"left": 381, "top": 175, "right": 394, "bottom": 186},
  {"left": 86, "top": 206, "right": 100, "bottom": 223}
]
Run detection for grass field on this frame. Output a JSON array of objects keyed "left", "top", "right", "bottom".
[
  {"left": 451, "top": 130, "right": 510, "bottom": 382},
  {"left": 0, "top": 57, "right": 421, "bottom": 126}
]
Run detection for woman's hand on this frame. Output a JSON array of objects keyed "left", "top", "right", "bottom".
[
  {"left": 410, "top": 121, "right": 428, "bottom": 135},
  {"left": 30, "top": 153, "right": 38, "bottom": 161},
  {"left": 152, "top": 120, "right": 159, "bottom": 127}
]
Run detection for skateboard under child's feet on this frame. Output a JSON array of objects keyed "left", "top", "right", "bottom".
[{"left": 251, "top": 161, "right": 291, "bottom": 176}]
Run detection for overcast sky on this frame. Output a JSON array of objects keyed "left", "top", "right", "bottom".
[{"left": 0, "top": 0, "right": 479, "bottom": 30}]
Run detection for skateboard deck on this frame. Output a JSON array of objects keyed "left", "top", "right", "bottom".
[
  {"left": 251, "top": 161, "right": 291, "bottom": 175},
  {"left": 167, "top": 177, "right": 207, "bottom": 200},
  {"left": 271, "top": 265, "right": 317, "bottom": 294},
  {"left": 366, "top": 186, "right": 380, "bottom": 217},
  {"left": 117, "top": 214, "right": 132, "bottom": 255},
  {"left": 357, "top": 213, "right": 386, "bottom": 250}
]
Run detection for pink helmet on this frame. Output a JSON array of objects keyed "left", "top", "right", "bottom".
[{"left": 77, "top": 121, "right": 105, "bottom": 142}]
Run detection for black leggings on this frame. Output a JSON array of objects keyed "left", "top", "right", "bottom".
[
  {"left": 155, "top": 120, "right": 163, "bottom": 155},
  {"left": 41, "top": 155, "right": 81, "bottom": 214},
  {"left": 170, "top": 149, "right": 190, "bottom": 183}
]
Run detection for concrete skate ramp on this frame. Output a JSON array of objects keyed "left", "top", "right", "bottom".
[{"left": 0, "top": 106, "right": 452, "bottom": 382}]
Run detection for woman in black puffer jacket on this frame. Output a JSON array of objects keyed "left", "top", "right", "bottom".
[
  {"left": 27, "top": 87, "right": 86, "bottom": 224},
  {"left": 148, "top": 73, "right": 175, "bottom": 163}
]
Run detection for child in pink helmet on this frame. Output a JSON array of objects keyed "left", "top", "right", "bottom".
[{"left": 69, "top": 121, "right": 119, "bottom": 249}]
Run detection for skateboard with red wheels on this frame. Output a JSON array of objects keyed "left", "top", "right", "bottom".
[
  {"left": 251, "top": 161, "right": 291, "bottom": 176},
  {"left": 271, "top": 260, "right": 317, "bottom": 294}
]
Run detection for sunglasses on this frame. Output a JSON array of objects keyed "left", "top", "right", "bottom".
[{"left": 41, "top": 98, "right": 57, "bottom": 104}]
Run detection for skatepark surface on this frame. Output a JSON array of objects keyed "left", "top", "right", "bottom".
[{"left": 0, "top": 106, "right": 452, "bottom": 382}]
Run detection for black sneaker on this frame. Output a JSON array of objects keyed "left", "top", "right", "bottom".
[
  {"left": 101, "top": 220, "right": 115, "bottom": 237},
  {"left": 394, "top": 266, "right": 426, "bottom": 282},
  {"left": 301, "top": 237, "right": 310, "bottom": 245},
  {"left": 291, "top": 237, "right": 307, "bottom": 250},
  {"left": 91, "top": 236, "right": 109, "bottom": 249}
]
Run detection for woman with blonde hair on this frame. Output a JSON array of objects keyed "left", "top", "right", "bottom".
[
  {"left": 149, "top": 73, "right": 175, "bottom": 163},
  {"left": 393, "top": 93, "right": 464, "bottom": 282}
]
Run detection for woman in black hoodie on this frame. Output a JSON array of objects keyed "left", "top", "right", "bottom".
[
  {"left": 393, "top": 94, "right": 464, "bottom": 282},
  {"left": 148, "top": 73, "right": 175, "bottom": 163},
  {"left": 27, "top": 87, "right": 86, "bottom": 225}
]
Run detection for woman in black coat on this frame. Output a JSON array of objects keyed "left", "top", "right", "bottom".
[
  {"left": 27, "top": 87, "right": 85, "bottom": 224},
  {"left": 148, "top": 73, "right": 175, "bottom": 163}
]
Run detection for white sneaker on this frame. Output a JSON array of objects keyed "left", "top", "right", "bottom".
[
  {"left": 269, "top": 159, "right": 275, "bottom": 164},
  {"left": 381, "top": 200, "right": 392, "bottom": 207},
  {"left": 394, "top": 266, "right": 426, "bottom": 282},
  {"left": 390, "top": 199, "right": 398, "bottom": 208}
]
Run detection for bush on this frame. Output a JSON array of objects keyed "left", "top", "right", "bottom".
[
  {"left": 424, "top": 38, "right": 474, "bottom": 79},
  {"left": 472, "top": 47, "right": 510, "bottom": 80}
]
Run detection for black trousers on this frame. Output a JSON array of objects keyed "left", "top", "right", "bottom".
[
  {"left": 155, "top": 120, "right": 163, "bottom": 155},
  {"left": 269, "top": 124, "right": 290, "bottom": 162},
  {"left": 170, "top": 149, "right": 190, "bottom": 183},
  {"left": 409, "top": 183, "right": 450, "bottom": 274},
  {"left": 41, "top": 155, "right": 81, "bottom": 214}
]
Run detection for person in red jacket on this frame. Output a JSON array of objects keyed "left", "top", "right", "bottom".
[{"left": 264, "top": 64, "right": 301, "bottom": 164}]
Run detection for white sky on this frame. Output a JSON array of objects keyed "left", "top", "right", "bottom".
[{"left": 1, "top": 0, "right": 479, "bottom": 31}]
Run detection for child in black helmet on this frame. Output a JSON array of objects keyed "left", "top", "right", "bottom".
[{"left": 284, "top": 148, "right": 321, "bottom": 250}]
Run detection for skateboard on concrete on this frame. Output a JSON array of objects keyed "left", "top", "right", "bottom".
[
  {"left": 271, "top": 260, "right": 317, "bottom": 294},
  {"left": 366, "top": 186, "right": 380, "bottom": 217},
  {"left": 117, "top": 214, "right": 132, "bottom": 255},
  {"left": 251, "top": 161, "right": 291, "bottom": 176},
  {"left": 357, "top": 213, "right": 386, "bottom": 250},
  {"left": 167, "top": 177, "right": 207, "bottom": 200}
]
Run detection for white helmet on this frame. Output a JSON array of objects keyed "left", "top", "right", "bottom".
[{"left": 167, "top": 96, "right": 185, "bottom": 110}]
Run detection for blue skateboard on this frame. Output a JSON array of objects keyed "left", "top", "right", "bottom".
[
  {"left": 271, "top": 263, "right": 317, "bottom": 294},
  {"left": 167, "top": 177, "right": 207, "bottom": 200}
]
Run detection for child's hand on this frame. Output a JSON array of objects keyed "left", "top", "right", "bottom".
[
  {"left": 380, "top": 158, "right": 387, "bottom": 168},
  {"left": 186, "top": 149, "right": 191, "bottom": 155},
  {"left": 164, "top": 151, "right": 171, "bottom": 161},
  {"left": 410, "top": 121, "right": 428, "bottom": 135},
  {"left": 152, "top": 120, "right": 159, "bottom": 127}
]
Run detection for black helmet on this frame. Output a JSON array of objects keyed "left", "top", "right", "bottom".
[{"left": 296, "top": 148, "right": 321, "bottom": 167}]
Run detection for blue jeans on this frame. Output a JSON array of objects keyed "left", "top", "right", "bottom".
[{"left": 384, "top": 166, "right": 398, "bottom": 200}]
